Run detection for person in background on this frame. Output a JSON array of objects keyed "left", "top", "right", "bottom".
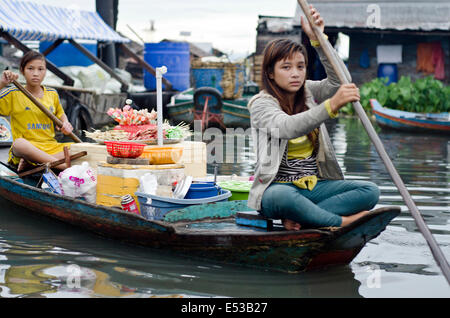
[
  {"left": 0, "top": 51, "right": 73, "bottom": 171},
  {"left": 247, "top": 6, "right": 380, "bottom": 230}
]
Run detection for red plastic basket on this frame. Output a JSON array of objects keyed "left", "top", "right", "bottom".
[{"left": 104, "top": 141, "right": 146, "bottom": 158}]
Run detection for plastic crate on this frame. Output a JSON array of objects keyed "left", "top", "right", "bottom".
[
  {"left": 104, "top": 141, "right": 146, "bottom": 158},
  {"left": 136, "top": 189, "right": 231, "bottom": 220}
]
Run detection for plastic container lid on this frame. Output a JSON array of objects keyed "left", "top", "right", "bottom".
[
  {"left": 173, "top": 176, "right": 193, "bottom": 199},
  {"left": 217, "top": 180, "right": 253, "bottom": 193}
]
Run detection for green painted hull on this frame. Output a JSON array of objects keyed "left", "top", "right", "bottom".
[{"left": 167, "top": 97, "right": 252, "bottom": 129}]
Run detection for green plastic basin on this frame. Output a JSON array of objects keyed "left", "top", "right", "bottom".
[{"left": 217, "top": 180, "right": 253, "bottom": 201}]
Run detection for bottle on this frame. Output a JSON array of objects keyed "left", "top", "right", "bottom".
[{"left": 121, "top": 195, "right": 140, "bottom": 215}]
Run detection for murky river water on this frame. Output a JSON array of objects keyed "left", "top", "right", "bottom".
[{"left": 0, "top": 117, "right": 449, "bottom": 298}]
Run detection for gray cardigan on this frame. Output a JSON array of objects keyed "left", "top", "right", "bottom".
[{"left": 247, "top": 45, "right": 351, "bottom": 211}]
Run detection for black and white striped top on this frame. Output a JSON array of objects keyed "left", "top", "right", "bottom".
[{"left": 274, "top": 150, "right": 319, "bottom": 183}]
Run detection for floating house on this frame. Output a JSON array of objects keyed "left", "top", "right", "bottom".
[
  {"left": 251, "top": 0, "right": 450, "bottom": 88},
  {"left": 293, "top": 0, "right": 450, "bottom": 85}
]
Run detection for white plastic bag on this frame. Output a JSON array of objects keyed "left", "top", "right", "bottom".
[
  {"left": 58, "top": 162, "right": 97, "bottom": 203},
  {"left": 138, "top": 173, "right": 158, "bottom": 195},
  {"left": 77, "top": 64, "right": 111, "bottom": 94}
]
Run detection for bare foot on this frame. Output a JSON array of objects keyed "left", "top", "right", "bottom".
[
  {"left": 17, "top": 158, "right": 31, "bottom": 172},
  {"left": 341, "top": 210, "right": 370, "bottom": 227},
  {"left": 282, "top": 219, "right": 301, "bottom": 231}
]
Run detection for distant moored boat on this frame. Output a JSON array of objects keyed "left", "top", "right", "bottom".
[{"left": 370, "top": 99, "right": 450, "bottom": 134}]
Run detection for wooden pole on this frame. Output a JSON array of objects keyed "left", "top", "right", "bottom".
[
  {"left": 68, "top": 39, "right": 129, "bottom": 92},
  {"left": 18, "top": 151, "right": 87, "bottom": 178},
  {"left": 42, "top": 39, "right": 65, "bottom": 56},
  {"left": 126, "top": 24, "right": 146, "bottom": 45},
  {"left": 12, "top": 80, "right": 82, "bottom": 143},
  {"left": 297, "top": 0, "right": 450, "bottom": 283}
]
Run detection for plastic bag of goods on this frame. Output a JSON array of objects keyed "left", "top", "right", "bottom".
[
  {"left": 138, "top": 173, "right": 158, "bottom": 195},
  {"left": 103, "top": 78, "right": 122, "bottom": 94},
  {"left": 77, "top": 64, "right": 111, "bottom": 94},
  {"left": 58, "top": 162, "right": 97, "bottom": 203}
]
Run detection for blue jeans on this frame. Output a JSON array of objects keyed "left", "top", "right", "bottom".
[{"left": 260, "top": 180, "right": 380, "bottom": 227}]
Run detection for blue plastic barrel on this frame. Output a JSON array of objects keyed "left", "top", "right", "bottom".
[
  {"left": 144, "top": 42, "right": 190, "bottom": 91},
  {"left": 377, "top": 63, "right": 398, "bottom": 85},
  {"left": 40, "top": 41, "right": 97, "bottom": 67}
]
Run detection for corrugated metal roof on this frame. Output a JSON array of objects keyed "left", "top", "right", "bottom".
[
  {"left": 293, "top": 1, "right": 450, "bottom": 32},
  {"left": 0, "top": 0, "right": 129, "bottom": 43}
]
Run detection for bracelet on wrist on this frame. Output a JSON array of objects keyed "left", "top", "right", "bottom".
[{"left": 310, "top": 34, "right": 328, "bottom": 47}]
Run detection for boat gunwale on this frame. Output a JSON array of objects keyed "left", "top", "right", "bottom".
[
  {"left": 370, "top": 99, "right": 450, "bottom": 123},
  {"left": 0, "top": 175, "right": 176, "bottom": 232},
  {"left": 167, "top": 100, "right": 250, "bottom": 111}
]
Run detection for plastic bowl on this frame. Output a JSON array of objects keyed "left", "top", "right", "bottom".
[{"left": 184, "top": 182, "right": 220, "bottom": 199}]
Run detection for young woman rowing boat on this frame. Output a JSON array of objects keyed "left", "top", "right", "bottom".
[
  {"left": 0, "top": 51, "right": 73, "bottom": 171},
  {"left": 248, "top": 6, "right": 380, "bottom": 230}
]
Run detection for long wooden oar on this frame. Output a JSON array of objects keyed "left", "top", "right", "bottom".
[
  {"left": 297, "top": 0, "right": 450, "bottom": 283},
  {"left": 12, "top": 80, "right": 82, "bottom": 143}
]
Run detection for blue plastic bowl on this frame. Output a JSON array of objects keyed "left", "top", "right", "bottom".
[{"left": 184, "top": 182, "right": 221, "bottom": 199}]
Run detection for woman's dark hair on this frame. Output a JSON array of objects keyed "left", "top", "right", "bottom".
[
  {"left": 20, "top": 51, "right": 46, "bottom": 72},
  {"left": 262, "top": 39, "right": 318, "bottom": 145}
]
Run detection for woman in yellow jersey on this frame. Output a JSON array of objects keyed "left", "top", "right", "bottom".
[
  {"left": 0, "top": 51, "right": 73, "bottom": 171},
  {"left": 247, "top": 6, "right": 380, "bottom": 230}
]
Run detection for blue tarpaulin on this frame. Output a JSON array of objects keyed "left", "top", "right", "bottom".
[{"left": 0, "top": 0, "right": 129, "bottom": 43}]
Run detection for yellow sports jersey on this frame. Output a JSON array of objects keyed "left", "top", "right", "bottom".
[{"left": 0, "top": 86, "right": 72, "bottom": 165}]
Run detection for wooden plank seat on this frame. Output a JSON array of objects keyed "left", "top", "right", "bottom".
[
  {"left": 235, "top": 211, "right": 282, "bottom": 231},
  {"left": 17, "top": 150, "right": 87, "bottom": 178}
]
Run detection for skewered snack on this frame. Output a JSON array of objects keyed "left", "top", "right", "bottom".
[
  {"left": 84, "top": 129, "right": 129, "bottom": 142},
  {"left": 128, "top": 126, "right": 161, "bottom": 140},
  {"left": 84, "top": 120, "right": 191, "bottom": 144},
  {"left": 107, "top": 105, "right": 157, "bottom": 126}
]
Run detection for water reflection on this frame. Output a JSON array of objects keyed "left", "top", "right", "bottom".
[{"left": 1, "top": 263, "right": 144, "bottom": 298}]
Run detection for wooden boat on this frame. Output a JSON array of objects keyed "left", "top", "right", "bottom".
[
  {"left": 0, "top": 172, "right": 400, "bottom": 273},
  {"left": 370, "top": 99, "right": 450, "bottom": 134},
  {"left": 166, "top": 88, "right": 251, "bottom": 129}
]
